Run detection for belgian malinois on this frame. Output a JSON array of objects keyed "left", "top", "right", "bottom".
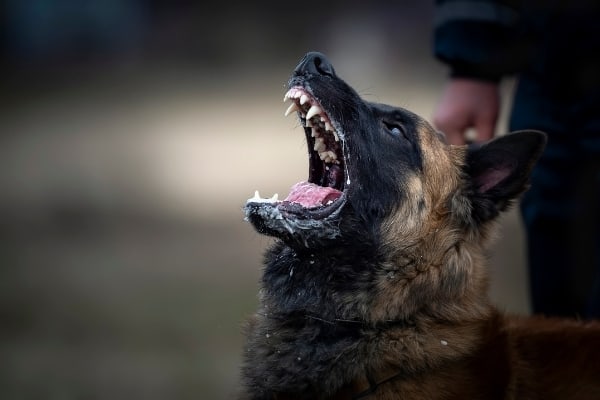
[{"left": 240, "top": 52, "right": 600, "bottom": 399}]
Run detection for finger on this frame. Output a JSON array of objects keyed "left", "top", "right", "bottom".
[
  {"left": 432, "top": 114, "right": 468, "bottom": 145},
  {"left": 443, "top": 128, "right": 468, "bottom": 146},
  {"left": 473, "top": 117, "right": 496, "bottom": 143},
  {"left": 432, "top": 109, "right": 472, "bottom": 146}
]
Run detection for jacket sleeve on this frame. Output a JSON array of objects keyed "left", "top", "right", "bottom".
[{"left": 433, "top": 0, "right": 528, "bottom": 82}]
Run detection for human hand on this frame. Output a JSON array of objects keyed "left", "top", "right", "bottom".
[{"left": 432, "top": 79, "right": 501, "bottom": 145}]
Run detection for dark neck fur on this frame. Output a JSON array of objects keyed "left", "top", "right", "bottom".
[{"left": 241, "top": 240, "right": 495, "bottom": 399}]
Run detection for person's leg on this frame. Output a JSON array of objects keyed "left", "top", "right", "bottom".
[
  {"left": 511, "top": 77, "right": 600, "bottom": 318},
  {"left": 580, "top": 133, "right": 600, "bottom": 318},
  {"left": 519, "top": 144, "right": 592, "bottom": 317}
]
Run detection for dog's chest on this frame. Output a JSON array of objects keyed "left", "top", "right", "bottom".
[{"left": 243, "top": 313, "right": 371, "bottom": 398}]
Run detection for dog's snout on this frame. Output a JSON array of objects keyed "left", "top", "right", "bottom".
[{"left": 295, "top": 52, "right": 336, "bottom": 77}]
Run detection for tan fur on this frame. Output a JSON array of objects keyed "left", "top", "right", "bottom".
[{"left": 362, "top": 124, "right": 600, "bottom": 399}]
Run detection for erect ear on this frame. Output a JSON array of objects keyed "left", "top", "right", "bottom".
[{"left": 464, "top": 130, "right": 547, "bottom": 223}]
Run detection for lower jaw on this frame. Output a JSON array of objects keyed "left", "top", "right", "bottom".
[{"left": 244, "top": 195, "right": 346, "bottom": 245}]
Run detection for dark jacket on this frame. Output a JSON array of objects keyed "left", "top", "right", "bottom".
[{"left": 434, "top": 0, "right": 600, "bottom": 134}]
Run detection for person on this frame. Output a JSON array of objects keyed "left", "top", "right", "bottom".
[{"left": 432, "top": 0, "right": 600, "bottom": 319}]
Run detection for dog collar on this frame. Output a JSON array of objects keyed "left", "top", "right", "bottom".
[{"left": 351, "top": 369, "right": 406, "bottom": 399}]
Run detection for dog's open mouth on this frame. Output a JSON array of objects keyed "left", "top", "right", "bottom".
[
  {"left": 245, "top": 85, "right": 348, "bottom": 235},
  {"left": 281, "top": 86, "right": 347, "bottom": 207}
]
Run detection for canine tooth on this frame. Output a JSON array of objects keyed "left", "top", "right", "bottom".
[
  {"left": 247, "top": 190, "right": 279, "bottom": 204},
  {"left": 306, "top": 119, "right": 312, "bottom": 128},
  {"left": 247, "top": 190, "right": 261, "bottom": 203},
  {"left": 300, "top": 94, "right": 309, "bottom": 105},
  {"left": 327, "top": 151, "right": 337, "bottom": 160},
  {"left": 284, "top": 102, "right": 300, "bottom": 117},
  {"left": 325, "top": 121, "right": 333, "bottom": 132},
  {"left": 332, "top": 131, "right": 339, "bottom": 141},
  {"left": 306, "top": 105, "right": 322, "bottom": 120}
]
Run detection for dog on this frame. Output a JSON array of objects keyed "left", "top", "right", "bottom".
[{"left": 239, "top": 52, "right": 600, "bottom": 399}]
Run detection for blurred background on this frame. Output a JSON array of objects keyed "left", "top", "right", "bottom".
[{"left": 0, "top": 1, "right": 530, "bottom": 399}]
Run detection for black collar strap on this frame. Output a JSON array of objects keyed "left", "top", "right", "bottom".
[
  {"left": 304, "top": 314, "right": 415, "bottom": 330},
  {"left": 352, "top": 369, "right": 405, "bottom": 399}
]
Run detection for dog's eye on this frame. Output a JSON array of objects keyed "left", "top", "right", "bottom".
[{"left": 384, "top": 122, "right": 407, "bottom": 140}]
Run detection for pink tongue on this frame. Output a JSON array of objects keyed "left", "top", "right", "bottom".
[{"left": 284, "top": 181, "right": 342, "bottom": 208}]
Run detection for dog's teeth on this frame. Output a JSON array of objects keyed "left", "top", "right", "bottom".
[
  {"left": 319, "top": 151, "right": 332, "bottom": 162},
  {"left": 306, "top": 119, "right": 313, "bottom": 128},
  {"left": 314, "top": 137, "right": 326, "bottom": 152},
  {"left": 319, "top": 151, "right": 337, "bottom": 163},
  {"left": 284, "top": 88, "right": 296, "bottom": 101},
  {"left": 325, "top": 121, "right": 333, "bottom": 132},
  {"left": 300, "top": 94, "right": 309, "bottom": 105},
  {"left": 284, "top": 102, "right": 300, "bottom": 117},
  {"left": 247, "top": 190, "right": 279, "bottom": 204},
  {"left": 306, "top": 105, "right": 322, "bottom": 120},
  {"left": 248, "top": 190, "right": 261, "bottom": 202},
  {"left": 332, "top": 131, "right": 339, "bottom": 142}
]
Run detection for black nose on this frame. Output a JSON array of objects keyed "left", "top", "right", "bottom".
[{"left": 294, "top": 52, "right": 336, "bottom": 77}]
